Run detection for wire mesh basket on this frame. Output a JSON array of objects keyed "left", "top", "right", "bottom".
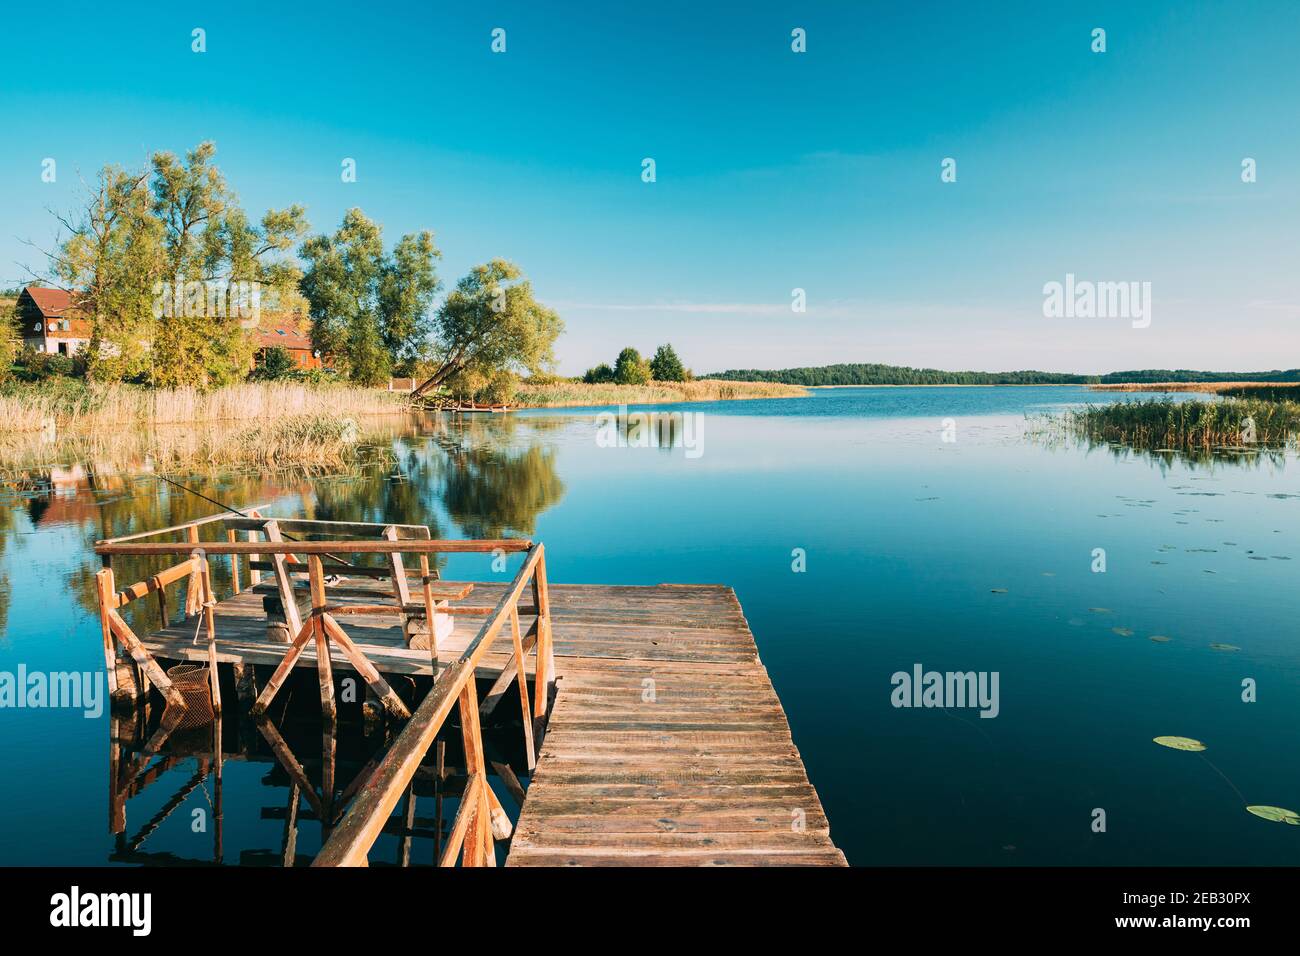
[{"left": 165, "top": 663, "right": 215, "bottom": 729}]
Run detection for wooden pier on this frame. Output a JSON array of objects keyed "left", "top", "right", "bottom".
[{"left": 95, "top": 510, "right": 844, "bottom": 867}]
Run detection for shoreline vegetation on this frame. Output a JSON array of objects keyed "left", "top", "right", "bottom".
[
  {"left": 513, "top": 379, "right": 807, "bottom": 407},
  {"left": 709, "top": 362, "right": 1300, "bottom": 388},
  {"left": 1045, "top": 397, "right": 1300, "bottom": 452},
  {"left": 0, "top": 381, "right": 408, "bottom": 432}
]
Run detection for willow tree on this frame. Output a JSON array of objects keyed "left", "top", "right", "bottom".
[
  {"left": 300, "top": 208, "right": 441, "bottom": 386},
  {"left": 43, "top": 164, "right": 160, "bottom": 381},
  {"left": 149, "top": 142, "right": 307, "bottom": 387},
  {"left": 414, "top": 259, "right": 563, "bottom": 396},
  {"left": 40, "top": 141, "right": 307, "bottom": 385}
]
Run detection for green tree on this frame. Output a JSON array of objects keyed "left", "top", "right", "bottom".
[
  {"left": 40, "top": 142, "right": 307, "bottom": 386},
  {"left": 583, "top": 363, "right": 615, "bottom": 384},
  {"left": 415, "top": 259, "right": 563, "bottom": 395},
  {"left": 379, "top": 231, "right": 442, "bottom": 365},
  {"left": 0, "top": 300, "right": 20, "bottom": 381},
  {"left": 149, "top": 142, "right": 308, "bottom": 387},
  {"left": 301, "top": 209, "right": 441, "bottom": 386},
  {"left": 613, "top": 347, "right": 650, "bottom": 385},
  {"left": 45, "top": 164, "right": 161, "bottom": 381},
  {"left": 649, "top": 343, "right": 687, "bottom": 382},
  {"left": 250, "top": 345, "right": 296, "bottom": 381}
]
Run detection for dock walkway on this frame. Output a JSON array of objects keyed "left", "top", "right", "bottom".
[
  {"left": 508, "top": 583, "right": 845, "bottom": 866},
  {"left": 96, "top": 516, "right": 843, "bottom": 866}
]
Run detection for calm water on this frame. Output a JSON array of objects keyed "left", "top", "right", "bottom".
[{"left": 2, "top": 385, "right": 1297, "bottom": 865}]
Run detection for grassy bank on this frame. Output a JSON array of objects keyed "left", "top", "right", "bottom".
[
  {"left": 0, "top": 413, "right": 399, "bottom": 476},
  {"left": 0, "top": 381, "right": 409, "bottom": 433},
  {"left": 1058, "top": 398, "right": 1300, "bottom": 450},
  {"left": 1089, "top": 381, "right": 1300, "bottom": 396},
  {"left": 514, "top": 379, "right": 808, "bottom": 407}
]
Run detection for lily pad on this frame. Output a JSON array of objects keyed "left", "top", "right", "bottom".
[
  {"left": 1153, "top": 736, "right": 1206, "bottom": 752},
  {"left": 1245, "top": 806, "right": 1300, "bottom": 825}
]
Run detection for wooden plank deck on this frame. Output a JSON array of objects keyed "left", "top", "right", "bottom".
[
  {"left": 139, "top": 579, "right": 845, "bottom": 866},
  {"left": 508, "top": 584, "right": 846, "bottom": 866}
]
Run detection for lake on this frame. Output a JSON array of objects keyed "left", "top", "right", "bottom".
[{"left": 2, "top": 385, "right": 1297, "bottom": 865}]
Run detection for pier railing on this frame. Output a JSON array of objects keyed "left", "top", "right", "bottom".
[
  {"left": 94, "top": 518, "right": 555, "bottom": 865},
  {"left": 314, "top": 542, "right": 551, "bottom": 866}
]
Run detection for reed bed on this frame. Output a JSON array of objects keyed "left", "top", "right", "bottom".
[
  {"left": 0, "top": 382, "right": 409, "bottom": 433},
  {"left": 1058, "top": 398, "right": 1300, "bottom": 450},
  {"left": 1090, "top": 381, "right": 1300, "bottom": 395},
  {"left": 514, "top": 378, "right": 808, "bottom": 407},
  {"left": 0, "top": 414, "right": 395, "bottom": 477}
]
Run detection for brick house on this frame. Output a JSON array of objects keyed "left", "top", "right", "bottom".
[
  {"left": 255, "top": 313, "right": 324, "bottom": 370},
  {"left": 15, "top": 286, "right": 92, "bottom": 355}
]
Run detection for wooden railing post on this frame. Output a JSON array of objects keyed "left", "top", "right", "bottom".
[
  {"left": 184, "top": 524, "right": 202, "bottom": 616},
  {"left": 95, "top": 568, "right": 120, "bottom": 698},
  {"left": 196, "top": 551, "right": 222, "bottom": 715},
  {"left": 309, "top": 556, "right": 336, "bottom": 722},
  {"left": 457, "top": 680, "right": 492, "bottom": 866},
  {"left": 531, "top": 545, "right": 553, "bottom": 730}
]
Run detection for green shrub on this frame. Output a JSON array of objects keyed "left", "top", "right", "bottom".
[
  {"left": 613, "top": 347, "right": 650, "bottom": 385},
  {"left": 583, "top": 363, "right": 615, "bottom": 384},
  {"left": 649, "top": 343, "right": 687, "bottom": 382},
  {"left": 249, "top": 346, "right": 297, "bottom": 381}
]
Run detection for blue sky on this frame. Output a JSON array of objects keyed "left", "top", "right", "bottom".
[{"left": 2, "top": 1, "right": 1297, "bottom": 374}]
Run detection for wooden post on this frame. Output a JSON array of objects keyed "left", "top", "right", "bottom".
[
  {"left": 264, "top": 521, "right": 303, "bottom": 638},
  {"left": 457, "top": 680, "right": 491, "bottom": 866},
  {"left": 247, "top": 510, "right": 262, "bottom": 587},
  {"left": 227, "top": 529, "right": 241, "bottom": 594},
  {"left": 419, "top": 554, "right": 437, "bottom": 663},
  {"left": 383, "top": 526, "right": 414, "bottom": 641},
  {"left": 95, "top": 568, "right": 120, "bottom": 698},
  {"left": 309, "top": 556, "right": 336, "bottom": 722},
  {"left": 196, "top": 552, "right": 222, "bottom": 715},
  {"left": 531, "top": 545, "right": 553, "bottom": 726},
  {"left": 510, "top": 605, "right": 536, "bottom": 769},
  {"left": 184, "top": 524, "right": 202, "bottom": 616}
]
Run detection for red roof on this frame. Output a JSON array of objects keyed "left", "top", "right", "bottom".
[
  {"left": 255, "top": 314, "right": 314, "bottom": 352},
  {"left": 24, "top": 286, "right": 83, "bottom": 318}
]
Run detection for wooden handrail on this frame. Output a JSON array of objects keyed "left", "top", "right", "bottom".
[
  {"left": 313, "top": 543, "right": 549, "bottom": 867},
  {"left": 96, "top": 505, "right": 275, "bottom": 545}
]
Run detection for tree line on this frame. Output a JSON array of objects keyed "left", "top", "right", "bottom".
[
  {"left": 706, "top": 363, "right": 1300, "bottom": 386},
  {"left": 583, "top": 344, "right": 688, "bottom": 384},
  {"left": 7, "top": 141, "right": 563, "bottom": 396}
]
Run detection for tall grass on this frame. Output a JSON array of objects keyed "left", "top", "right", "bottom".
[
  {"left": 513, "top": 379, "right": 808, "bottom": 407},
  {"left": 1090, "top": 381, "right": 1300, "bottom": 396},
  {"left": 0, "top": 414, "right": 397, "bottom": 476},
  {"left": 0, "top": 381, "right": 409, "bottom": 433},
  {"left": 1060, "top": 398, "right": 1300, "bottom": 449}
]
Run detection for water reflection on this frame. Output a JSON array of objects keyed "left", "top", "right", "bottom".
[
  {"left": 107, "top": 674, "right": 529, "bottom": 867},
  {"left": 0, "top": 411, "right": 566, "bottom": 637}
]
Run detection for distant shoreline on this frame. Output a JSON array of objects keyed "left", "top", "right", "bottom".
[{"left": 807, "top": 383, "right": 1081, "bottom": 389}]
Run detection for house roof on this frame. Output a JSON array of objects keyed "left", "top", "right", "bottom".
[
  {"left": 23, "top": 286, "right": 83, "bottom": 318},
  {"left": 255, "top": 313, "right": 314, "bottom": 351}
]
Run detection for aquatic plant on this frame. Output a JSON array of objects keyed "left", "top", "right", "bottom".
[{"left": 1048, "top": 398, "right": 1300, "bottom": 452}]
